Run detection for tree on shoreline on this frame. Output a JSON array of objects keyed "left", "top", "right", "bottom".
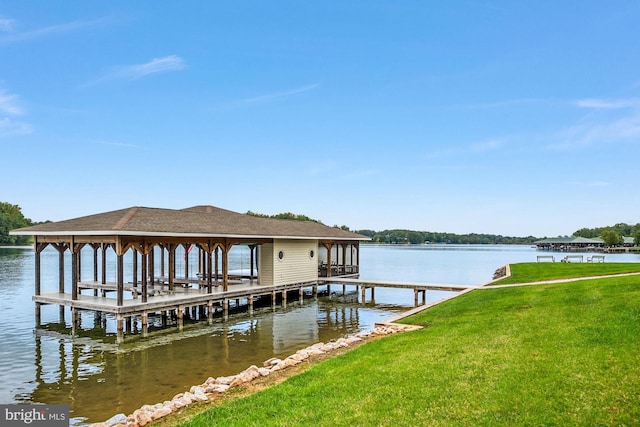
[{"left": 0, "top": 202, "right": 33, "bottom": 246}]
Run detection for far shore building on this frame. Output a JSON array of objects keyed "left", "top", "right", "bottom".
[
  {"left": 10, "top": 205, "right": 369, "bottom": 334},
  {"left": 534, "top": 236, "right": 634, "bottom": 252}
]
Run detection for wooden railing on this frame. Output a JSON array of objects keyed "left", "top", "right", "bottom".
[{"left": 318, "top": 264, "right": 359, "bottom": 277}]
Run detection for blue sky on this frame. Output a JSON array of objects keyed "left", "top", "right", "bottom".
[{"left": 1, "top": 1, "right": 639, "bottom": 237}]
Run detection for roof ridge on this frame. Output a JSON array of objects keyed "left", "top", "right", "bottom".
[{"left": 113, "top": 207, "right": 139, "bottom": 230}]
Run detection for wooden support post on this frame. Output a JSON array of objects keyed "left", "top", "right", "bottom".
[
  {"left": 57, "top": 244, "right": 65, "bottom": 294},
  {"left": 414, "top": 289, "right": 419, "bottom": 307},
  {"left": 214, "top": 248, "right": 219, "bottom": 282},
  {"left": 207, "top": 250, "right": 213, "bottom": 293},
  {"left": 299, "top": 287, "right": 304, "bottom": 303},
  {"left": 92, "top": 244, "right": 99, "bottom": 282},
  {"left": 223, "top": 299, "right": 229, "bottom": 321},
  {"left": 168, "top": 245, "right": 176, "bottom": 291},
  {"left": 117, "top": 253, "right": 124, "bottom": 306},
  {"left": 248, "top": 295, "right": 254, "bottom": 315},
  {"left": 249, "top": 245, "right": 256, "bottom": 279},
  {"left": 313, "top": 284, "right": 318, "bottom": 298},
  {"left": 184, "top": 244, "right": 190, "bottom": 279},
  {"left": 141, "top": 311, "right": 148, "bottom": 337},
  {"left": 101, "top": 243, "right": 107, "bottom": 285},
  {"left": 342, "top": 284, "right": 346, "bottom": 295},
  {"left": 71, "top": 247, "right": 78, "bottom": 300},
  {"left": 160, "top": 246, "right": 165, "bottom": 278},
  {"left": 132, "top": 250, "right": 138, "bottom": 288},
  {"left": 222, "top": 243, "right": 230, "bottom": 291},
  {"left": 34, "top": 241, "right": 46, "bottom": 296},
  {"left": 207, "top": 301, "right": 213, "bottom": 324},
  {"left": 116, "top": 314, "right": 124, "bottom": 333},
  {"left": 272, "top": 290, "right": 277, "bottom": 309},
  {"left": 325, "top": 243, "right": 332, "bottom": 277},
  {"left": 149, "top": 247, "right": 155, "bottom": 286},
  {"left": 141, "top": 252, "right": 148, "bottom": 303},
  {"left": 35, "top": 303, "right": 41, "bottom": 326},
  {"left": 371, "top": 286, "right": 375, "bottom": 303},
  {"left": 177, "top": 305, "right": 184, "bottom": 330},
  {"left": 282, "top": 290, "right": 287, "bottom": 308},
  {"left": 361, "top": 286, "right": 366, "bottom": 303}
]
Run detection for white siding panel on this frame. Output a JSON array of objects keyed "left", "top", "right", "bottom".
[
  {"left": 258, "top": 243, "right": 274, "bottom": 286},
  {"left": 272, "top": 239, "right": 318, "bottom": 285}
]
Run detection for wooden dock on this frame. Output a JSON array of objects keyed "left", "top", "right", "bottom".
[
  {"left": 35, "top": 279, "right": 321, "bottom": 342},
  {"left": 320, "top": 277, "right": 473, "bottom": 305}
]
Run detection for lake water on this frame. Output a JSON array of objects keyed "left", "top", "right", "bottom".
[{"left": 1, "top": 244, "right": 638, "bottom": 425}]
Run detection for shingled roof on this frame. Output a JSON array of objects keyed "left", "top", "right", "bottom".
[{"left": 11, "top": 205, "right": 368, "bottom": 241}]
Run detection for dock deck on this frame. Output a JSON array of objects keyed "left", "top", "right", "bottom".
[{"left": 36, "top": 279, "right": 317, "bottom": 315}]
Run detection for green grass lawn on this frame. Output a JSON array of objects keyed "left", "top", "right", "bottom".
[
  {"left": 492, "top": 262, "right": 640, "bottom": 285},
  {"left": 177, "top": 272, "right": 640, "bottom": 426}
]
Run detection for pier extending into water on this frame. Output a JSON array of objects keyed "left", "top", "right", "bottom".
[
  {"left": 34, "top": 276, "right": 474, "bottom": 342},
  {"left": 321, "top": 277, "right": 472, "bottom": 305}
]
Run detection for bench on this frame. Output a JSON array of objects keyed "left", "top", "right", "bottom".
[
  {"left": 537, "top": 255, "right": 555, "bottom": 262},
  {"left": 587, "top": 255, "right": 605, "bottom": 263},
  {"left": 561, "top": 255, "right": 583, "bottom": 263}
]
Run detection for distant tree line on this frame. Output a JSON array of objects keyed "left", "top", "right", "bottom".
[
  {"left": 353, "top": 229, "right": 539, "bottom": 245},
  {"left": 246, "top": 211, "right": 322, "bottom": 223},
  {"left": 574, "top": 223, "right": 640, "bottom": 247},
  {"left": 0, "top": 202, "right": 34, "bottom": 246}
]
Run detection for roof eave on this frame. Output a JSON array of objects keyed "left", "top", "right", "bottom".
[{"left": 10, "top": 229, "right": 369, "bottom": 241}]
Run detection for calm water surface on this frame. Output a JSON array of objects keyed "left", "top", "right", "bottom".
[{"left": 1, "top": 244, "right": 638, "bottom": 425}]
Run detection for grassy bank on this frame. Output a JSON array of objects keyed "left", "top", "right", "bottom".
[
  {"left": 492, "top": 262, "right": 640, "bottom": 285},
  {"left": 173, "top": 269, "right": 640, "bottom": 426}
]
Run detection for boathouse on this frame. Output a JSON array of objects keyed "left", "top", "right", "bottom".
[{"left": 10, "top": 205, "right": 368, "bottom": 336}]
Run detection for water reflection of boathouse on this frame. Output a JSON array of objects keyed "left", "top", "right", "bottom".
[{"left": 10, "top": 205, "right": 367, "bottom": 338}]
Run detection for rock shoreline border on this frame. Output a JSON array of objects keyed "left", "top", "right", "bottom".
[{"left": 90, "top": 323, "right": 420, "bottom": 427}]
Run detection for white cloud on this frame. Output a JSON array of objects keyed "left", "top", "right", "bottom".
[
  {"left": 550, "top": 97, "right": 640, "bottom": 149},
  {"left": 0, "top": 16, "right": 112, "bottom": 45},
  {"left": 92, "top": 140, "right": 139, "bottom": 148},
  {"left": 0, "top": 89, "right": 24, "bottom": 116},
  {"left": 0, "top": 117, "right": 32, "bottom": 137},
  {"left": 574, "top": 98, "right": 640, "bottom": 109},
  {"left": 0, "top": 16, "right": 14, "bottom": 32},
  {"left": 237, "top": 83, "right": 320, "bottom": 106},
  {"left": 554, "top": 111, "right": 640, "bottom": 149},
  {"left": 82, "top": 55, "right": 186, "bottom": 87},
  {"left": 0, "top": 88, "right": 31, "bottom": 138},
  {"left": 117, "top": 55, "right": 186, "bottom": 80},
  {"left": 470, "top": 138, "right": 506, "bottom": 152}
]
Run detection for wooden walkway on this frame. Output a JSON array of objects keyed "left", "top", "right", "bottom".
[{"left": 319, "top": 277, "right": 473, "bottom": 305}]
